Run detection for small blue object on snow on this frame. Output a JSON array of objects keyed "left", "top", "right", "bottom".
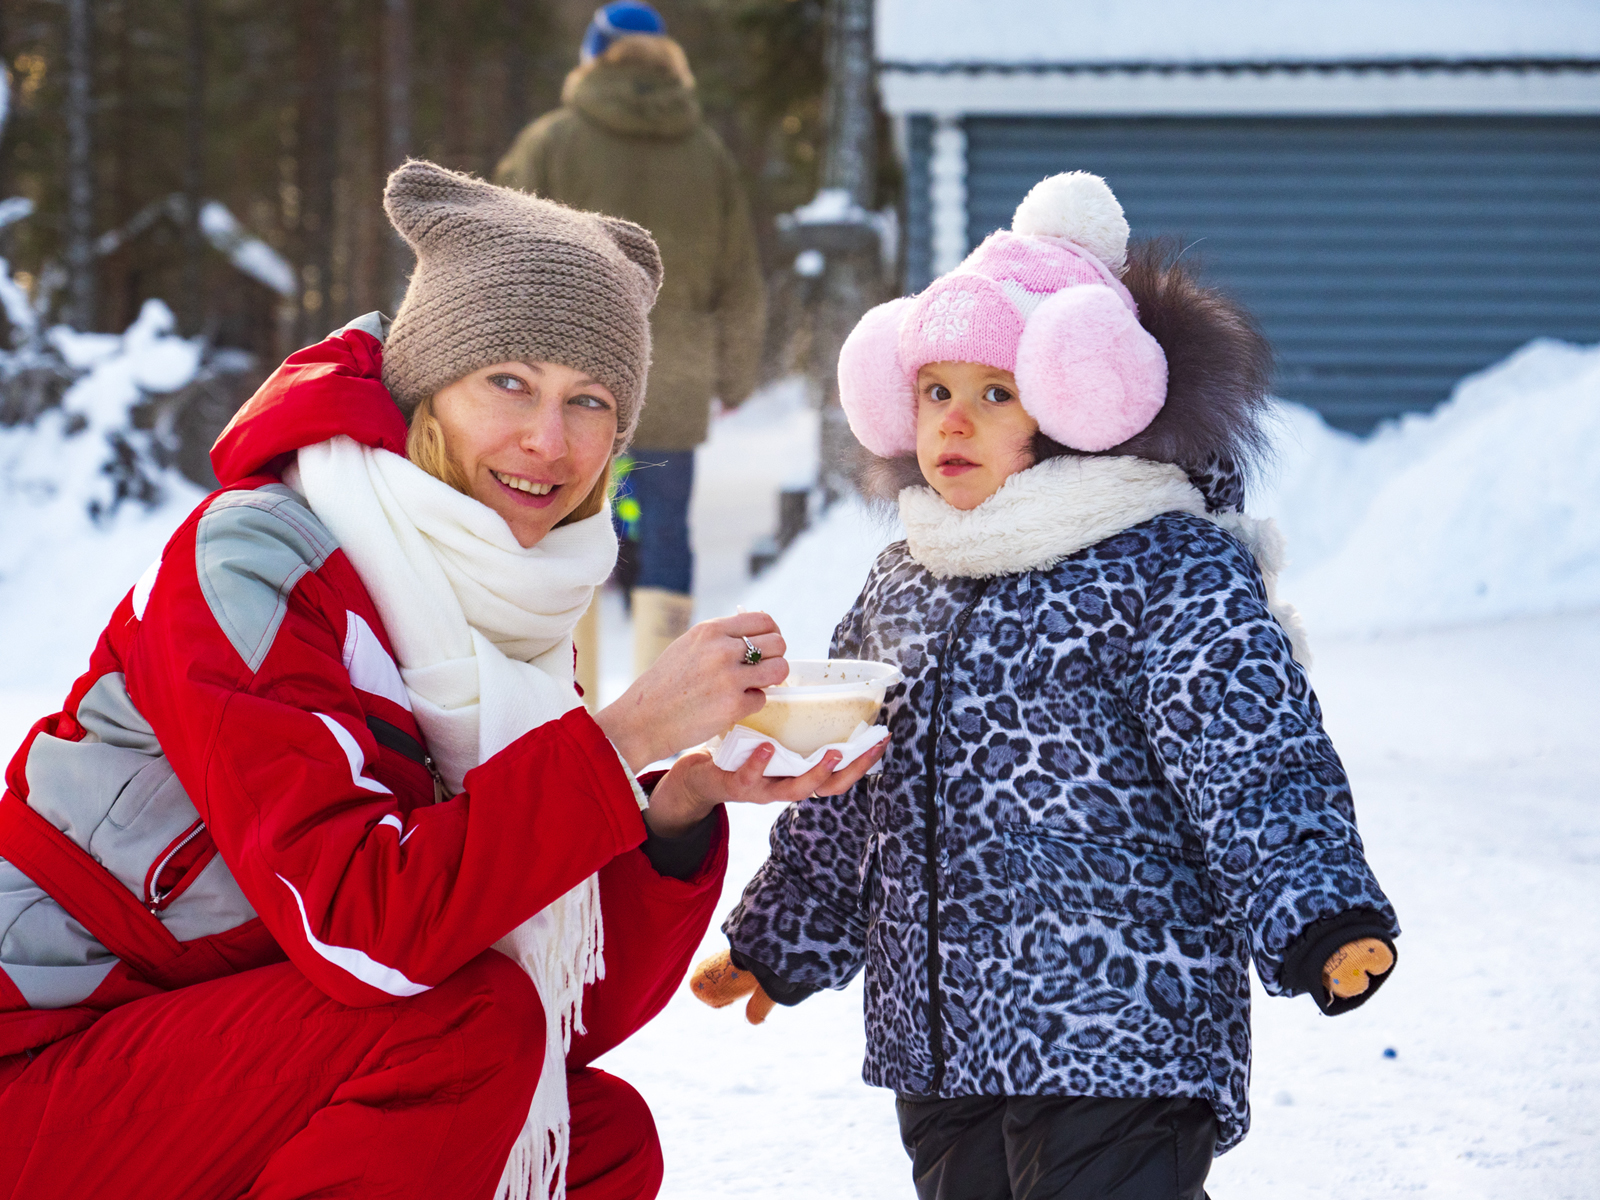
[{"left": 1383, "top": 1047, "right": 1397, "bottom": 1058}]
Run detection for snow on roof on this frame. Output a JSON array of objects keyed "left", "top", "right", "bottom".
[{"left": 878, "top": 0, "right": 1600, "bottom": 67}]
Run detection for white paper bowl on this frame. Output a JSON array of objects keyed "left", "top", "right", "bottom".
[{"left": 737, "top": 659, "right": 902, "bottom": 756}]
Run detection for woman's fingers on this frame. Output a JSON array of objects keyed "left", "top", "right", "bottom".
[
  {"left": 733, "top": 742, "right": 777, "bottom": 788},
  {"left": 813, "top": 738, "right": 887, "bottom": 796},
  {"left": 710, "top": 611, "right": 781, "bottom": 640}
]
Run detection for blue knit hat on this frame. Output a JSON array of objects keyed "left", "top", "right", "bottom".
[{"left": 580, "top": 2, "right": 666, "bottom": 62}]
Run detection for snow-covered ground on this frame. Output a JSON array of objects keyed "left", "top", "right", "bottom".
[{"left": 1, "top": 334, "right": 1596, "bottom": 1196}]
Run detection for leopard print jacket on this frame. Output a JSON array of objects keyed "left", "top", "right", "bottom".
[{"left": 722, "top": 457, "right": 1397, "bottom": 1152}]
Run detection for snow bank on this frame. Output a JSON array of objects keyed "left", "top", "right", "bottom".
[
  {"left": 0, "top": 301, "right": 206, "bottom": 693},
  {"left": 742, "top": 497, "right": 903, "bottom": 660},
  {"left": 1263, "top": 339, "right": 1600, "bottom": 637}
]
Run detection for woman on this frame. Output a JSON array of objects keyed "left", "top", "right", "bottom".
[{"left": 0, "top": 161, "right": 878, "bottom": 1200}]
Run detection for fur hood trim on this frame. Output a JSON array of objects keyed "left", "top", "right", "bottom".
[
  {"left": 563, "top": 34, "right": 694, "bottom": 103},
  {"left": 899, "top": 455, "right": 1311, "bottom": 664}
]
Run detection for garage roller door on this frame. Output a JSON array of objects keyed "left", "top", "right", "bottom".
[{"left": 911, "top": 116, "right": 1600, "bottom": 432}]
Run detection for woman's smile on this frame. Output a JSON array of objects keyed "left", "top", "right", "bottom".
[{"left": 489, "top": 468, "right": 560, "bottom": 502}]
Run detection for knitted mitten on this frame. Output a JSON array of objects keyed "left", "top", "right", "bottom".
[
  {"left": 1322, "top": 937, "right": 1395, "bottom": 999},
  {"left": 689, "top": 949, "right": 776, "bottom": 1024}
]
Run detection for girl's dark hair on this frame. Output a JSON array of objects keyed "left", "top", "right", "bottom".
[{"left": 854, "top": 237, "right": 1275, "bottom": 502}]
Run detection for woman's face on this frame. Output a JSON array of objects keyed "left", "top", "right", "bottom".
[
  {"left": 429, "top": 361, "right": 617, "bottom": 548},
  {"left": 915, "top": 361, "right": 1039, "bottom": 511}
]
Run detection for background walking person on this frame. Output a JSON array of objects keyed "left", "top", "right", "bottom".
[{"left": 497, "top": 0, "right": 767, "bottom": 685}]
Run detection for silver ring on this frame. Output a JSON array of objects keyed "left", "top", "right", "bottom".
[{"left": 741, "top": 636, "right": 762, "bottom": 665}]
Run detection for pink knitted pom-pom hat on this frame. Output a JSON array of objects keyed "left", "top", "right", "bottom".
[{"left": 838, "top": 171, "right": 1168, "bottom": 457}]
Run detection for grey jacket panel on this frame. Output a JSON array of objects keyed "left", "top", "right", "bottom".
[
  {"left": 77, "top": 670, "right": 162, "bottom": 755},
  {"left": 195, "top": 486, "right": 338, "bottom": 674},
  {"left": 11, "top": 671, "right": 259, "bottom": 991},
  {"left": 159, "top": 855, "right": 257, "bottom": 943},
  {"left": 0, "top": 862, "right": 111, "bottom": 968},
  {"left": 0, "top": 859, "right": 119, "bottom": 1006},
  {"left": 332, "top": 311, "right": 391, "bottom": 342},
  {"left": 6, "top": 961, "right": 119, "bottom": 1008}
]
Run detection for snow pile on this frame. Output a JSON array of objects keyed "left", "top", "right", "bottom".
[
  {"left": 1262, "top": 339, "right": 1600, "bottom": 636},
  {"left": 0, "top": 300, "right": 206, "bottom": 692},
  {"left": 742, "top": 496, "right": 903, "bottom": 659}
]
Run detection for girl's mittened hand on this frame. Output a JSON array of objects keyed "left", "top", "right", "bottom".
[
  {"left": 689, "top": 949, "right": 776, "bottom": 1025},
  {"left": 1322, "top": 937, "right": 1395, "bottom": 999}
]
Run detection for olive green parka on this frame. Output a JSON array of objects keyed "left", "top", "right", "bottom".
[{"left": 495, "top": 35, "right": 766, "bottom": 452}]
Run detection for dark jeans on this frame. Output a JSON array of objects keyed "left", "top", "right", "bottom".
[
  {"left": 897, "top": 1094, "right": 1216, "bottom": 1200},
  {"left": 624, "top": 448, "right": 695, "bottom": 594}
]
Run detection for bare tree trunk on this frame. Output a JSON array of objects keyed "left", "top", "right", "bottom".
[
  {"left": 295, "top": 0, "right": 338, "bottom": 343},
  {"left": 181, "top": 0, "right": 207, "bottom": 337},
  {"left": 381, "top": 0, "right": 413, "bottom": 313},
  {"left": 64, "top": 0, "right": 96, "bottom": 330},
  {"left": 504, "top": 0, "right": 535, "bottom": 139},
  {"left": 814, "top": 0, "right": 880, "bottom": 501}
]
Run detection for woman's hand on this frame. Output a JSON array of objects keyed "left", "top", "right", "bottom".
[
  {"left": 640, "top": 736, "right": 887, "bottom": 838},
  {"left": 595, "top": 612, "right": 788, "bottom": 771}
]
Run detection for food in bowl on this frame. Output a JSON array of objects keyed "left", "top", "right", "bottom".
[{"left": 737, "top": 659, "right": 902, "bottom": 756}]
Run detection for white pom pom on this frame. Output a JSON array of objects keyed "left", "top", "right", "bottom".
[{"left": 1011, "top": 172, "right": 1129, "bottom": 272}]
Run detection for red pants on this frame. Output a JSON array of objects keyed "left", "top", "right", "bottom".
[{"left": 0, "top": 952, "right": 662, "bottom": 1200}]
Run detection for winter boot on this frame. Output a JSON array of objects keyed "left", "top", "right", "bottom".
[
  {"left": 631, "top": 587, "right": 693, "bottom": 678},
  {"left": 574, "top": 595, "right": 601, "bottom": 711}
]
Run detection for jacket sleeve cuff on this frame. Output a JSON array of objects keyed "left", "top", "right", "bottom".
[
  {"left": 1281, "top": 906, "right": 1398, "bottom": 1016},
  {"left": 729, "top": 947, "right": 819, "bottom": 1008},
  {"left": 641, "top": 806, "right": 721, "bottom": 880}
]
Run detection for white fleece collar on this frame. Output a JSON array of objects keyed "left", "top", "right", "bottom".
[
  {"left": 896, "top": 455, "right": 1312, "bottom": 666},
  {"left": 899, "top": 455, "right": 1208, "bottom": 581}
]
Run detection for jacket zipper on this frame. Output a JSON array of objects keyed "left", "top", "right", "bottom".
[{"left": 922, "top": 579, "right": 991, "bottom": 1094}]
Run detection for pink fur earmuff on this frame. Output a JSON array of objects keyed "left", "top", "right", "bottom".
[{"left": 836, "top": 172, "right": 1168, "bottom": 457}]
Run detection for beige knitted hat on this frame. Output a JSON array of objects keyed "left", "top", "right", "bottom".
[{"left": 380, "top": 159, "right": 663, "bottom": 451}]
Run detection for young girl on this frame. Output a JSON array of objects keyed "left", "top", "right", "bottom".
[{"left": 692, "top": 172, "right": 1400, "bottom": 1199}]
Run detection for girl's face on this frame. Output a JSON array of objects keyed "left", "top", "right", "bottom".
[
  {"left": 915, "top": 361, "right": 1039, "bottom": 511},
  {"left": 430, "top": 361, "right": 617, "bottom": 548}
]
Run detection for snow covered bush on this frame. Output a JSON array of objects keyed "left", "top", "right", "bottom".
[{"left": 0, "top": 299, "right": 207, "bottom": 690}]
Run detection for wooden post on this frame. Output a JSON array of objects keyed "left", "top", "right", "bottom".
[{"left": 181, "top": 0, "right": 207, "bottom": 337}]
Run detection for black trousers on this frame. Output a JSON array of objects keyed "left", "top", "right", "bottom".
[{"left": 896, "top": 1094, "right": 1216, "bottom": 1200}]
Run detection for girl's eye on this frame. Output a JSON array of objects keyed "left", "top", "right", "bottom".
[
  {"left": 983, "top": 385, "right": 1013, "bottom": 403},
  {"left": 929, "top": 384, "right": 952, "bottom": 401},
  {"left": 489, "top": 373, "right": 529, "bottom": 394},
  {"left": 569, "top": 392, "right": 612, "bottom": 411}
]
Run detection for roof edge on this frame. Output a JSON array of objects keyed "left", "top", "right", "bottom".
[{"left": 879, "top": 57, "right": 1600, "bottom": 76}]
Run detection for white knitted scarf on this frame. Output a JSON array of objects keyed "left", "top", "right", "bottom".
[{"left": 292, "top": 435, "right": 621, "bottom": 1200}]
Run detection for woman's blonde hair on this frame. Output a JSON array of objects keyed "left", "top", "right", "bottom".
[{"left": 405, "top": 394, "right": 613, "bottom": 526}]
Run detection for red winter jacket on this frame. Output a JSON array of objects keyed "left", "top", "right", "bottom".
[{"left": 0, "top": 317, "right": 724, "bottom": 1059}]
